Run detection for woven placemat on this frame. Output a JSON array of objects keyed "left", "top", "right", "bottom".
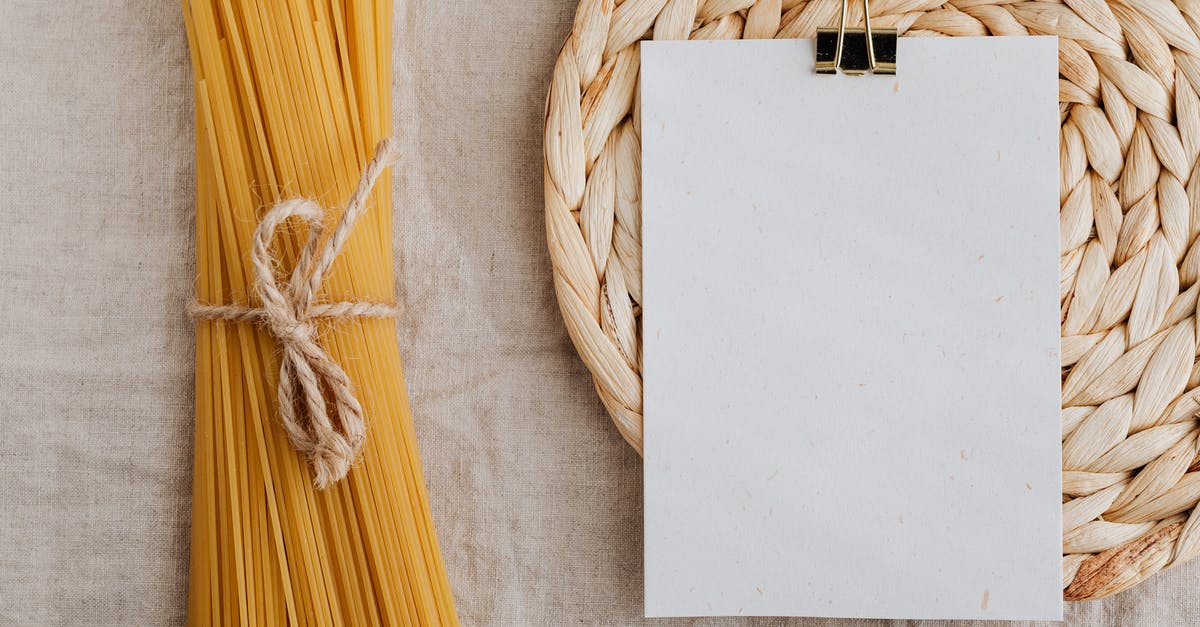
[{"left": 543, "top": 0, "right": 1200, "bottom": 601}]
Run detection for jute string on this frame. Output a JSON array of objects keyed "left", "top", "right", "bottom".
[{"left": 190, "top": 137, "right": 401, "bottom": 489}]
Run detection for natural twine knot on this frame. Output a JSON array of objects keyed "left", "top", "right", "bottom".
[{"left": 190, "top": 138, "right": 402, "bottom": 489}]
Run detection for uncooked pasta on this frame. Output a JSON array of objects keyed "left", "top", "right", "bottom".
[{"left": 182, "top": 1, "right": 458, "bottom": 623}]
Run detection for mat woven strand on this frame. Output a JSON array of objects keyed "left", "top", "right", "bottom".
[{"left": 544, "top": 0, "right": 1200, "bottom": 601}]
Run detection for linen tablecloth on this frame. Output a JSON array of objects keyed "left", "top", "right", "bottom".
[{"left": 2, "top": 2, "right": 1198, "bottom": 624}]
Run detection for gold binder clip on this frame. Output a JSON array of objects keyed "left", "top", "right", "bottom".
[{"left": 815, "top": 0, "right": 897, "bottom": 75}]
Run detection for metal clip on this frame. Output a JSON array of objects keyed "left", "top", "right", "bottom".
[{"left": 815, "top": 0, "right": 897, "bottom": 75}]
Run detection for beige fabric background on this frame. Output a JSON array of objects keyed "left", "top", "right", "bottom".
[{"left": 1, "top": 1, "right": 1198, "bottom": 625}]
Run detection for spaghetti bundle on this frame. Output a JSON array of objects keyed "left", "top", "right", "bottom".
[{"left": 182, "top": 1, "right": 457, "bottom": 624}]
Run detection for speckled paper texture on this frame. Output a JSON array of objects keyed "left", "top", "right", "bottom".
[{"left": 642, "top": 37, "right": 1061, "bottom": 620}]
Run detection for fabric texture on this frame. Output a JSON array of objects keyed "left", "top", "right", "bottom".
[{"left": 1, "top": 1, "right": 1198, "bottom": 624}]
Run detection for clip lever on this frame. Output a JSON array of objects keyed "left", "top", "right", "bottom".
[{"left": 815, "top": 0, "right": 897, "bottom": 75}]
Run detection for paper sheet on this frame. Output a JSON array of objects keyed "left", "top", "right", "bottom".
[{"left": 641, "top": 37, "right": 1062, "bottom": 620}]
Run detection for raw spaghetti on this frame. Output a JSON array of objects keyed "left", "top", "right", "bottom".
[{"left": 183, "top": 1, "right": 458, "bottom": 624}]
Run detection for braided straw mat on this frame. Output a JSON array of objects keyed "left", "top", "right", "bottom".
[{"left": 544, "top": 0, "right": 1200, "bottom": 602}]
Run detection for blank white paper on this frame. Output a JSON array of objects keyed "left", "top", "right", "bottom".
[{"left": 641, "top": 37, "right": 1061, "bottom": 620}]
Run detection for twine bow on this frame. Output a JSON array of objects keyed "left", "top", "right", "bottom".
[{"left": 190, "top": 138, "right": 402, "bottom": 489}]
